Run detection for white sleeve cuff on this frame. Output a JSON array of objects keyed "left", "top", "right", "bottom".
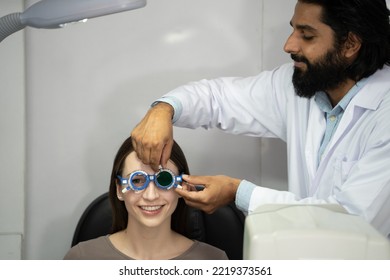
[{"left": 151, "top": 96, "right": 183, "bottom": 123}]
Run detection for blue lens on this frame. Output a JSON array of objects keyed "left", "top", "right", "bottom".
[{"left": 130, "top": 171, "right": 149, "bottom": 190}]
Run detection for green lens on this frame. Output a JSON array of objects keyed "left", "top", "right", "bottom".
[{"left": 156, "top": 170, "right": 173, "bottom": 187}]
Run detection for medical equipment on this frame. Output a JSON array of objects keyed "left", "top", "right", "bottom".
[
  {"left": 0, "top": 0, "right": 147, "bottom": 43},
  {"left": 244, "top": 204, "right": 390, "bottom": 259},
  {"left": 118, "top": 168, "right": 183, "bottom": 193}
]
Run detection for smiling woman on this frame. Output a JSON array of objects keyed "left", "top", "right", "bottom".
[{"left": 63, "top": 136, "right": 228, "bottom": 260}]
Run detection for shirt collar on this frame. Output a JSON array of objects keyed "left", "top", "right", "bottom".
[{"left": 314, "top": 78, "right": 367, "bottom": 114}]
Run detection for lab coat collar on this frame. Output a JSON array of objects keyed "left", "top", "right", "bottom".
[
  {"left": 309, "top": 65, "right": 390, "bottom": 193},
  {"left": 351, "top": 65, "right": 390, "bottom": 111},
  {"left": 329, "top": 65, "right": 390, "bottom": 147}
]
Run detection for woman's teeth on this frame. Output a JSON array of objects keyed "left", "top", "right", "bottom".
[{"left": 140, "top": 205, "right": 162, "bottom": 211}]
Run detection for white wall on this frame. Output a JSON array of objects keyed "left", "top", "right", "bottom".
[
  {"left": 0, "top": 0, "right": 384, "bottom": 260},
  {"left": 0, "top": 0, "right": 298, "bottom": 259},
  {"left": 0, "top": 0, "right": 25, "bottom": 260}
]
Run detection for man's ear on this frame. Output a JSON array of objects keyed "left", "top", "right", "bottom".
[{"left": 343, "top": 32, "right": 362, "bottom": 59}]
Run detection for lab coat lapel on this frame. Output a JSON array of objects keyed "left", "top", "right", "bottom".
[
  {"left": 328, "top": 67, "right": 390, "bottom": 151},
  {"left": 305, "top": 98, "right": 325, "bottom": 186},
  {"left": 310, "top": 66, "right": 390, "bottom": 195}
]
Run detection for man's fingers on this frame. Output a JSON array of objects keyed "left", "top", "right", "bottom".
[
  {"left": 176, "top": 187, "right": 206, "bottom": 203},
  {"left": 132, "top": 131, "right": 164, "bottom": 170},
  {"left": 175, "top": 187, "right": 216, "bottom": 213},
  {"left": 130, "top": 103, "right": 174, "bottom": 170},
  {"left": 131, "top": 135, "right": 147, "bottom": 164},
  {"left": 160, "top": 140, "right": 174, "bottom": 169},
  {"left": 176, "top": 189, "right": 217, "bottom": 214},
  {"left": 131, "top": 137, "right": 140, "bottom": 158},
  {"left": 134, "top": 140, "right": 169, "bottom": 171},
  {"left": 146, "top": 141, "right": 164, "bottom": 171},
  {"left": 182, "top": 174, "right": 210, "bottom": 186}
]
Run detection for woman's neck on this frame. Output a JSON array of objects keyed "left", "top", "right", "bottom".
[{"left": 110, "top": 221, "right": 193, "bottom": 260}]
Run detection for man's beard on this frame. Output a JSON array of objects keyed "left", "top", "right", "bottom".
[{"left": 292, "top": 48, "right": 350, "bottom": 99}]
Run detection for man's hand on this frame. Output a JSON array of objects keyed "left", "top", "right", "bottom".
[
  {"left": 176, "top": 174, "right": 241, "bottom": 213},
  {"left": 131, "top": 102, "right": 174, "bottom": 171}
]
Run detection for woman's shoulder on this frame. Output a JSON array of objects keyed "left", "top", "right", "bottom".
[
  {"left": 63, "top": 235, "right": 130, "bottom": 260},
  {"left": 175, "top": 240, "right": 229, "bottom": 260}
]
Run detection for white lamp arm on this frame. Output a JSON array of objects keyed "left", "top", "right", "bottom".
[{"left": 0, "top": 0, "right": 146, "bottom": 43}]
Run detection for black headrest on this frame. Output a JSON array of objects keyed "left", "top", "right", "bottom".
[{"left": 71, "top": 192, "right": 245, "bottom": 259}]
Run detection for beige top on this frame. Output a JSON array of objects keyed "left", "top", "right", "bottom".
[{"left": 64, "top": 235, "right": 228, "bottom": 260}]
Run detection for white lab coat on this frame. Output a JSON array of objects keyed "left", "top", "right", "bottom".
[{"left": 163, "top": 63, "right": 390, "bottom": 238}]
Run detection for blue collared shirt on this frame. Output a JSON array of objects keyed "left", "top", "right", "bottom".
[{"left": 315, "top": 79, "right": 366, "bottom": 166}]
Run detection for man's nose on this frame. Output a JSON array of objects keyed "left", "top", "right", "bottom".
[{"left": 283, "top": 32, "right": 299, "bottom": 54}]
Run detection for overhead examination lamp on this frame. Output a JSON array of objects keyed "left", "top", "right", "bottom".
[{"left": 0, "top": 0, "right": 147, "bottom": 43}]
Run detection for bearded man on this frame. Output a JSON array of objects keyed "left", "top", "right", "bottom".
[{"left": 131, "top": 0, "right": 390, "bottom": 239}]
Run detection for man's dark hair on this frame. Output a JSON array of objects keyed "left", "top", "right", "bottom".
[{"left": 299, "top": 0, "right": 390, "bottom": 80}]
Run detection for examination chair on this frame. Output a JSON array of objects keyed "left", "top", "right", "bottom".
[{"left": 71, "top": 192, "right": 245, "bottom": 259}]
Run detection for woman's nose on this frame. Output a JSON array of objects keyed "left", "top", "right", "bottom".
[{"left": 142, "top": 181, "right": 160, "bottom": 200}]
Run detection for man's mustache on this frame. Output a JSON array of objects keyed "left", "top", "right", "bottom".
[{"left": 291, "top": 54, "right": 309, "bottom": 64}]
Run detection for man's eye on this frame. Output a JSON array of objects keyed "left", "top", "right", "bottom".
[{"left": 302, "top": 35, "right": 314, "bottom": 41}]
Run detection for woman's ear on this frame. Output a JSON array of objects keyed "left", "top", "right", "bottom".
[
  {"left": 343, "top": 32, "right": 362, "bottom": 59},
  {"left": 116, "top": 183, "right": 124, "bottom": 201}
]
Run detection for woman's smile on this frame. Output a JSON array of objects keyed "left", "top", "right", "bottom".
[{"left": 139, "top": 204, "right": 164, "bottom": 215}]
